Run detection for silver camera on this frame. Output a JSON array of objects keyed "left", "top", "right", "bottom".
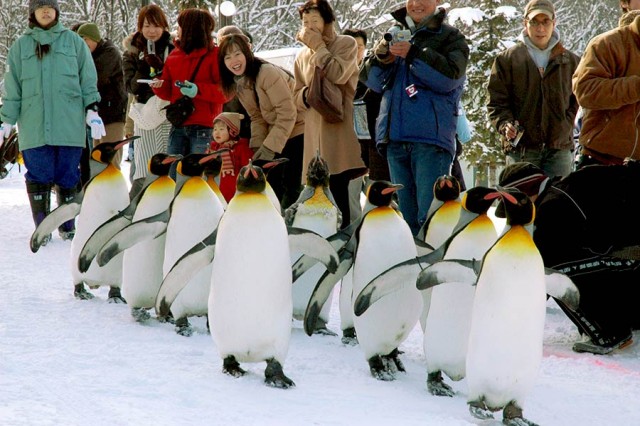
[{"left": 383, "top": 29, "right": 411, "bottom": 45}]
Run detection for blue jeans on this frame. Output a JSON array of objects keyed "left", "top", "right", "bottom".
[
  {"left": 22, "top": 145, "right": 82, "bottom": 189},
  {"left": 387, "top": 142, "right": 453, "bottom": 235},
  {"left": 506, "top": 147, "right": 573, "bottom": 178},
  {"left": 167, "top": 125, "right": 212, "bottom": 178}
]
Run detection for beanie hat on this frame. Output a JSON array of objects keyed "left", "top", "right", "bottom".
[
  {"left": 29, "top": 0, "right": 60, "bottom": 15},
  {"left": 495, "top": 162, "right": 547, "bottom": 218},
  {"left": 77, "top": 23, "right": 102, "bottom": 43},
  {"left": 524, "top": 0, "right": 555, "bottom": 20},
  {"left": 214, "top": 112, "right": 244, "bottom": 138}
]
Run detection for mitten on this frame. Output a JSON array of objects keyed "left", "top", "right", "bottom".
[{"left": 252, "top": 145, "right": 276, "bottom": 161}]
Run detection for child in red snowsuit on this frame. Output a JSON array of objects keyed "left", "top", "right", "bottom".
[{"left": 210, "top": 112, "right": 253, "bottom": 201}]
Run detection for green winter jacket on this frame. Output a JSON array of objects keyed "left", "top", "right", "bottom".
[{"left": 0, "top": 22, "right": 100, "bottom": 150}]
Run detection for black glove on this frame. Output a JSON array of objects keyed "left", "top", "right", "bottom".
[
  {"left": 376, "top": 142, "right": 388, "bottom": 159},
  {"left": 144, "top": 53, "right": 164, "bottom": 70}
]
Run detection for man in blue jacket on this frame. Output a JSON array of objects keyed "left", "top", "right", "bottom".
[{"left": 361, "top": 0, "right": 469, "bottom": 235}]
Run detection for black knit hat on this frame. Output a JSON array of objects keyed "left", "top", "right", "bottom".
[
  {"left": 495, "top": 162, "right": 547, "bottom": 218},
  {"left": 29, "top": 0, "right": 59, "bottom": 15}
]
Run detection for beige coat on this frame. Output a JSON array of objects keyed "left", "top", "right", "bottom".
[
  {"left": 236, "top": 63, "right": 304, "bottom": 153},
  {"left": 294, "top": 26, "right": 366, "bottom": 176}
]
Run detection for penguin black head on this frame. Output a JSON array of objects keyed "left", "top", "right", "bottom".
[
  {"left": 496, "top": 187, "right": 535, "bottom": 226},
  {"left": 91, "top": 136, "right": 138, "bottom": 164},
  {"left": 461, "top": 186, "right": 499, "bottom": 215},
  {"left": 148, "top": 154, "right": 182, "bottom": 177},
  {"left": 177, "top": 152, "right": 224, "bottom": 178},
  {"left": 202, "top": 149, "right": 229, "bottom": 179},
  {"left": 306, "top": 153, "right": 330, "bottom": 187},
  {"left": 432, "top": 175, "right": 461, "bottom": 202},
  {"left": 236, "top": 161, "right": 267, "bottom": 193},
  {"left": 366, "top": 180, "right": 403, "bottom": 207}
]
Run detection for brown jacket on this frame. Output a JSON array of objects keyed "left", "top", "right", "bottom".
[
  {"left": 294, "top": 26, "right": 366, "bottom": 177},
  {"left": 236, "top": 63, "right": 304, "bottom": 153},
  {"left": 487, "top": 41, "right": 579, "bottom": 152},
  {"left": 573, "top": 15, "right": 640, "bottom": 164}
]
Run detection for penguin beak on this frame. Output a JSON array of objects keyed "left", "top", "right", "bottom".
[
  {"left": 495, "top": 186, "right": 519, "bottom": 205},
  {"left": 381, "top": 183, "right": 403, "bottom": 195},
  {"left": 198, "top": 152, "right": 223, "bottom": 165},
  {"left": 161, "top": 154, "right": 182, "bottom": 165}
]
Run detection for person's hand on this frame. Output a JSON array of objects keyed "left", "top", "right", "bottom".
[
  {"left": 86, "top": 110, "right": 106, "bottom": 140},
  {"left": 389, "top": 41, "right": 412, "bottom": 59},
  {"left": 502, "top": 121, "right": 519, "bottom": 141},
  {"left": 148, "top": 79, "right": 163, "bottom": 88},
  {"left": 0, "top": 122, "right": 13, "bottom": 140},
  {"left": 373, "top": 38, "right": 395, "bottom": 64},
  {"left": 179, "top": 81, "right": 198, "bottom": 98},
  {"left": 296, "top": 27, "right": 325, "bottom": 51},
  {"left": 252, "top": 145, "right": 276, "bottom": 161}
]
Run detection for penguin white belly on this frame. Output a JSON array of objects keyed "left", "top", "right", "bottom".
[
  {"left": 424, "top": 215, "right": 498, "bottom": 380},
  {"left": 70, "top": 168, "right": 129, "bottom": 287},
  {"left": 466, "top": 229, "right": 546, "bottom": 409},
  {"left": 353, "top": 208, "right": 422, "bottom": 359},
  {"left": 290, "top": 202, "right": 338, "bottom": 321},
  {"left": 163, "top": 179, "right": 223, "bottom": 319},
  {"left": 122, "top": 177, "right": 176, "bottom": 308},
  {"left": 210, "top": 193, "right": 292, "bottom": 364},
  {"left": 339, "top": 268, "right": 354, "bottom": 331}
]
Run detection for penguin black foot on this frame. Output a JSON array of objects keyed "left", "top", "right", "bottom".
[
  {"left": 223, "top": 356, "right": 246, "bottom": 378},
  {"left": 175, "top": 317, "right": 193, "bottom": 337},
  {"left": 368, "top": 355, "right": 395, "bottom": 381},
  {"left": 312, "top": 318, "right": 338, "bottom": 336},
  {"left": 131, "top": 307, "right": 150, "bottom": 322},
  {"left": 264, "top": 358, "right": 295, "bottom": 389},
  {"left": 341, "top": 327, "right": 358, "bottom": 346},
  {"left": 503, "top": 401, "right": 538, "bottom": 426},
  {"left": 427, "top": 371, "right": 455, "bottom": 397},
  {"left": 468, "top": 400, "right": 494, "bottom": 420},
  {"left": 59, "top": 230, "right": 75, "bottom": 241},
  {"left": 41, "top": 234, "right": 52, "bottom": 247},
  {"left": 107, "top": 287, "right": 127, "bottom": 304},
  {"left": 74, "top": 284, "right": 94, "bottom": 300},
  {"left": 157, "top": 313, "right": 175, "bottom": 324},
  {"left": 384, "top": 348, "right": 405, "bottom": 373}
]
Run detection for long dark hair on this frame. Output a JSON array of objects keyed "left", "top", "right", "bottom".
[
  {"left": 177, "top": 8, "right": 215, "bottom": 54},
  {"left": 218, "top": 34, "right": 264, "bottom": 97}
]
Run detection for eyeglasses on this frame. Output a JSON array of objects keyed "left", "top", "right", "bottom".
[{"left": 527, "top": 19, "right": 554, "bottom": 28}]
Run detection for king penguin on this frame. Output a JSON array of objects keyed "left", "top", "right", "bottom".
[
  {"left": 120, "top": 154, "right": 180, "bottom": 321},
  {"left": 161, "top": 153, "right": 225, "bottom": 335},
  {"left": 210, "top": 162, "right": 296, "bottom": 388},
  {"left": 30, "top": 139, "right": 134, "bottom": 301},
  {"left": 423, "top": 186, "right": 499, "bottom": 397},
  {"left": 352, "top": 181, "right": 422, "bottom": 380},
  {"left": 285, "top": 154, "right": 340, "bottom": 336},
  {"left": 417, "top": 188, "right": 579, "bottom": 425}
]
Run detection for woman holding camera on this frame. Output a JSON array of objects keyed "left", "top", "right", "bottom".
[
  {"left": 293, "top": 0, "right": 366, "bottom": 228},
  {"left": 122, "top": 4, "right": 174, "bottom": 198},
  {"left": 151, "top": 8, "right": 227, "bottom": 176}
]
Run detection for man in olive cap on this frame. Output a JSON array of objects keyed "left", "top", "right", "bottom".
[
  {"left": 498, "top": 161, "right": 640, "bottom": 354},
  {"left": 488, "top": 0, "right": 579, "bottom": 180}
]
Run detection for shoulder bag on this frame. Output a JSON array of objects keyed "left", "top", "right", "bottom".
[
  {"left": 164, "top": 54, "right": 206, "bottom": 127},
  {"left": 307, "top": 57, "right": 343, "bottom": 124}
]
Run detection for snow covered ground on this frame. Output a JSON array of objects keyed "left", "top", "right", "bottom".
[{"left": 1, "top": 162, "right": 639, "bottom": 426}]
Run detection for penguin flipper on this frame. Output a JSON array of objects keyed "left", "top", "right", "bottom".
[
  {"left": 544, "top": 267, "right": 580, "bottom": 310},
  {"left": 30, "top": 199, "right": 83, "bottom": 253},
  {"left": 292, "top": 223, "right": 355, "bottom": 282},
  {"left": 96, "top": 210, "right": 170, "bottom": 266},
  {"left": 303, "top": 237, "right": 357, "bottom": 336},
  {"left": 416, "top": 259, "right": 480, "bottom": 291},
  {"left": 354, "top": 259, "right": 424, "bottom": 317},
  {"left": 288, "top": 227, "right": 339, "bottom": 273},
  {"left": 414, "top": 238, "right": 434, "bottom": 256},
  {"left": 79, "top": 214, "right": 134, "bottom": 272},
  {"left": 156, "top": 229, "right": 218, "bottom": 317}
]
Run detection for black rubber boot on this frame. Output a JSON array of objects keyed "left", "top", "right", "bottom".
[
  {"left": 26, "top": 181, "right": 52, "bottom": 245},
  {"left": 54, "top": 185, "right": 77, "bottom": 240}
]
